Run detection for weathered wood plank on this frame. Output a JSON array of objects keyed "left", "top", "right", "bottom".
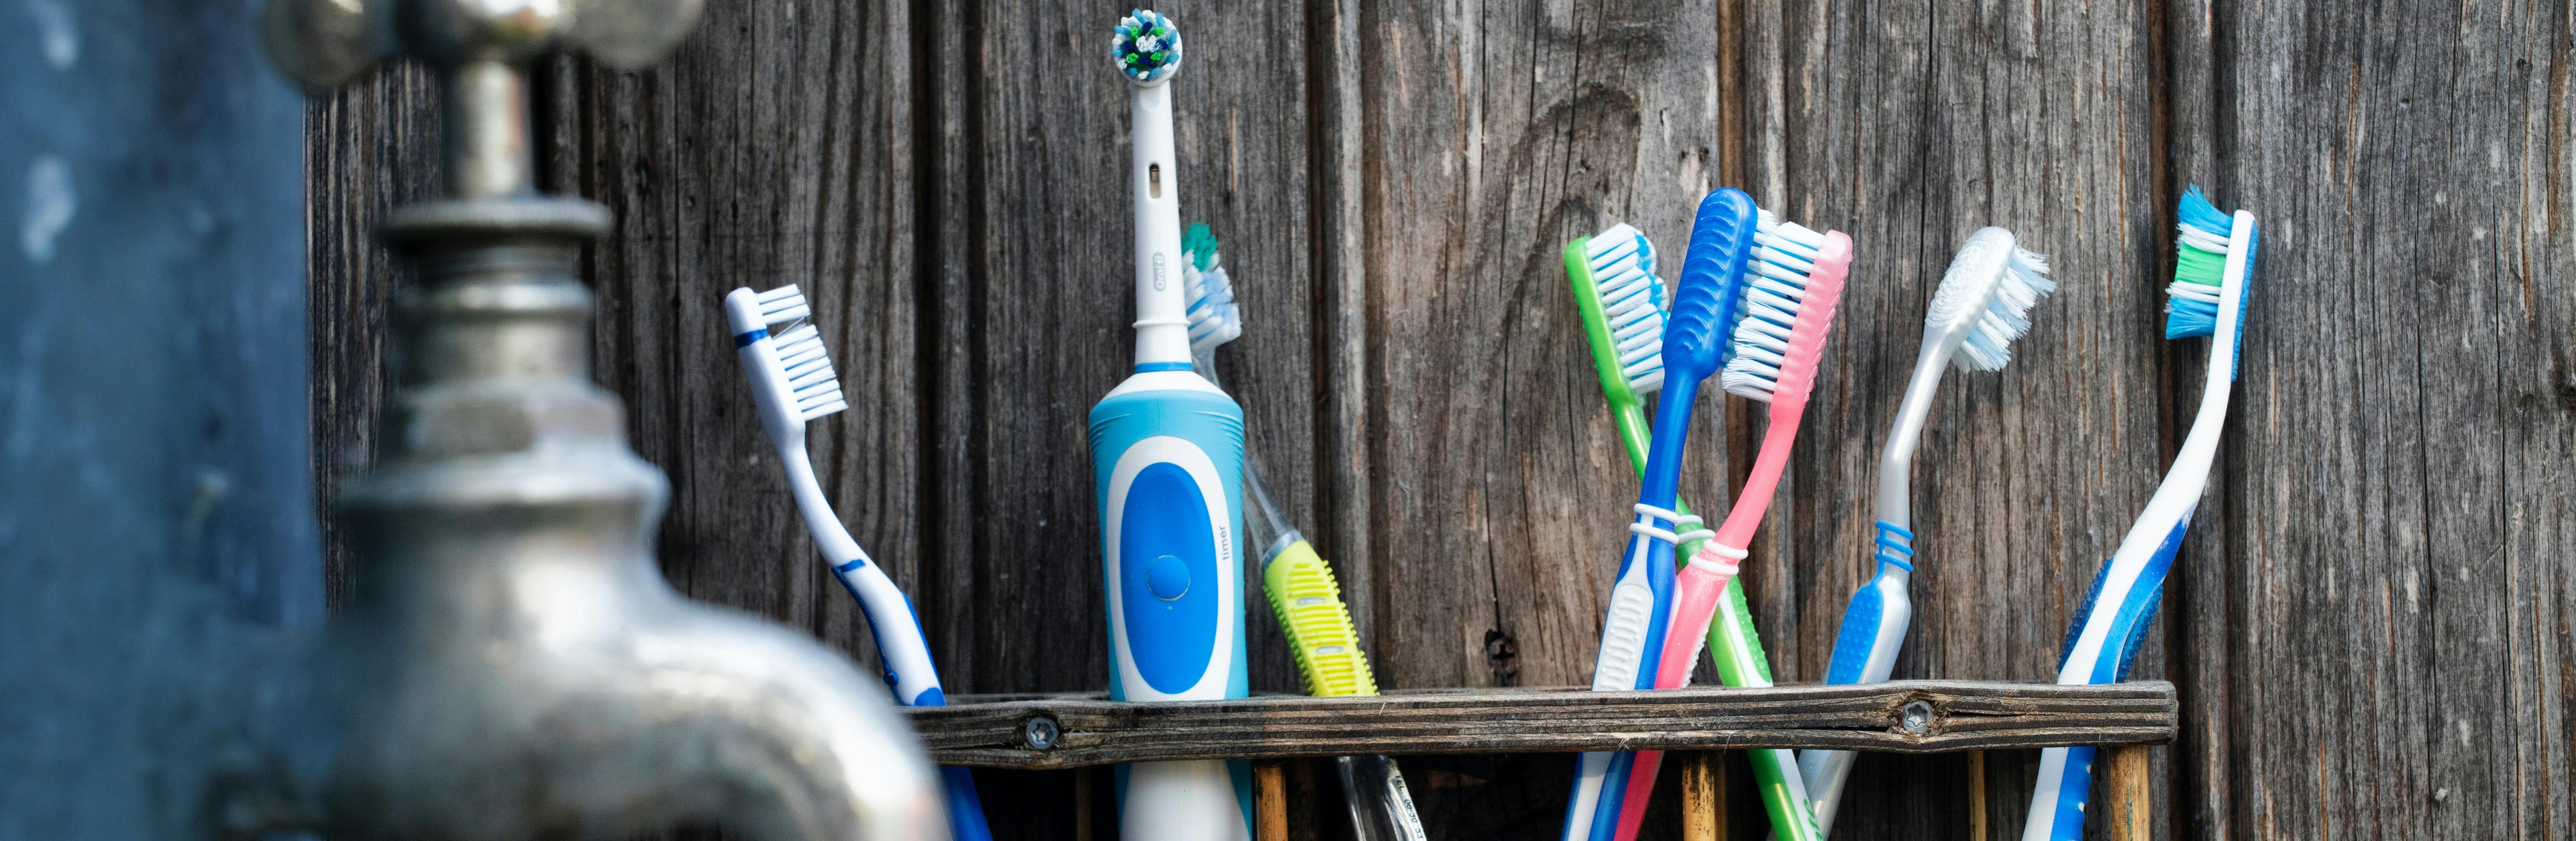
[
  {"left": 2195, "top": 0, "right": 2576, "bottom": 838},
  {"left": 911, "top": 681, "right": 2176, "bottom": 769},
  {"left": 1333, "top": 0, "right": 1730, "bottom": 696},
  {"left": 540, "top": 0, "right": 922, "bottom": 672},
  {"left": 305, "top": 65, "right": 441, "bottom": 604}
]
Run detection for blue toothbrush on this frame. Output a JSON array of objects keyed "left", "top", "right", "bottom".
[
  {"left": 1794, "top": 228, "right": 2056, "bottom": 835},
  {"left": 1558, "top": 187, "right": 1759, "bottom": 841}
]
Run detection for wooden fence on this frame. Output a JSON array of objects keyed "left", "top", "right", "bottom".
[{"left": 304, "top": 0, "right": 2575, "bottom": 838}]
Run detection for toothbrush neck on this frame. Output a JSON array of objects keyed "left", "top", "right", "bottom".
[
  {"left": 1130, "top": 82, "right": 1191, "bottom": 368},
  {"left": 1715, "top": 396, "right": 1807, "bottom": 547},
  {"left": 1636, "top": 377, "right": 1703, "bottom": 508},
  {"left": 1875, "top": 336, "right": 1952, "bottom": 528}
]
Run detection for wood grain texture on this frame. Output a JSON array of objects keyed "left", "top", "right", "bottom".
[
  {"left": 1681, "top": 752, "right": 1724, "bottom": 841},
  {"left": 2187, "top": 0, "right": 2576, "bottom": 838},
  {"left": 304, "top": 64, "right": 440, "bottom": 605},
  {"left": 539, "top": 0, "right": 923, "bottom": 667},
  {"left": 1738, "top": 0, "right": 2177, "bottom": 836},
  {"left": 1333, "top": 0, "right": 1731, "bottom": 693},
  {"left": 913, "top": 681, "right": 2176, "bottom": 768},
  {"left": 295, "top": 0, "right": 2576, "bottom": 839}
]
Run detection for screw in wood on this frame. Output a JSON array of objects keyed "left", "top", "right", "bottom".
[
  {"left": 1899, "top": 700, "right": 1934, "bottom": 736},
  {"left": 1022, "top": 715, "right": 1062, "bottom": 751}
]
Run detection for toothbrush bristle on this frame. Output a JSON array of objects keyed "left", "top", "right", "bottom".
[
  {"left": 1941, "top": 234, "right": 2058, "bottom": 373},
  {"left": 770, "top": 323, "right": 849, "bottom": 421},
  {"left": 754, "top": 284, "right": 811, "bottom": 325},
  {"left": 1110, "top": 10, "right": 1183, "bottom": 83},
  {"left": 1718, "top": 211, "right": 1832, "bottom": 402},
  {"left": 1585, "top": 223, "right": 1670, "bottom": 395},
  {"left": 1182, "top": 224, "right": 1242, "bottom": 355},
  {"left": 2165, "top": 185, "right": 2244, "bottom": 340}
]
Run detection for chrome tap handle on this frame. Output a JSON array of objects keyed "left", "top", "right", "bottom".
[
  {"left": 263, "top": 0, "right": 706, "bottom": 197},
  {"left": 263, "top": 0, "right": 705, "bottom": 85}
]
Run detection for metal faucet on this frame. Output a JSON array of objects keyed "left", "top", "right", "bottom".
[{"left": 207, "top": 1, "right": 950, "bottom": 838}]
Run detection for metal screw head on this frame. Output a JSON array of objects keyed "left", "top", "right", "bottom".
[
  {"left": 1021, "top": 715, "right": 1061, "bottom": 751},
  {"left": 1899, "top": 700, "right": 1935, "bottom": 736}
]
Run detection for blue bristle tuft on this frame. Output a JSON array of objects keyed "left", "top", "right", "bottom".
[
  {"left": 2177, "top": 185, "right": 2231, "bottom": 237},
  {"left": 2163, "top": 298, "right": 2219, "bottom": 339}
]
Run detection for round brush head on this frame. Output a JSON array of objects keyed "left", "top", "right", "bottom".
[{"left": 1111, "top": 9, "right": 1183, "bottom": 83}]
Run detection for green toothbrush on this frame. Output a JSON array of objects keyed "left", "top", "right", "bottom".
[{"left": 1565, "top": 224, "right": 1819, "bottom": 840}]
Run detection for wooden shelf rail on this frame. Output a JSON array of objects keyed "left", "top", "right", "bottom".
[{"left": 907, "top": 679, "right": 2174, "bottom": 770}]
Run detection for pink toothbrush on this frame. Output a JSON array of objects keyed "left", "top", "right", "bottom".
[{"left": 1613, "top": 215, "right": 1852, "bottom": 841}]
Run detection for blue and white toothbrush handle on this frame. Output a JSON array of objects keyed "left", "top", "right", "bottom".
[
  {"left": 2021, "top": 518, "right": 2185, "bottom": 841},
  {"left": 830, "top": 556, "right": 993, "bottom": 840},
  {"left": 1091, "top": 376, "right": 1253, "bottom": 840},
  {"left": 775, "top": 445, "right": 993, "bottom": 841},
  {"left": 1560, "top": 510, "right": 1679, "bottom": 841},
  {"left": 1794, "top": 521, "right": 1917, "bottom": 834}
]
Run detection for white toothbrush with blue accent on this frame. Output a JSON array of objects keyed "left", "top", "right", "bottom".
[
  {"left": 1094, "top": 10, "right": 1255, "bottom": 839},
  {"left": 1559, "top": 187, "right": 1761, "bottom": 841},
  {"left": 1795, "top": 227, "right": 2054, "bottom": 835},
  {"left": 723, "top": 283, "right": 992, "bottom": 841},
  {"left": 2018, "top": 187, "right": 2255, "bottom": 840}
]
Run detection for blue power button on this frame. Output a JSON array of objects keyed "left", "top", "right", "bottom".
[{"left": 1146, "top": 554, "right": 1192, "bottom": 600}]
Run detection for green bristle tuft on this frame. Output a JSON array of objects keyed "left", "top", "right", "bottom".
[
  {"left": 2173, "top": 243, "right": 2229, "bottom": 288},
  {"left": 1183, "top": 223, "right": 1219, "bottom": 270}
]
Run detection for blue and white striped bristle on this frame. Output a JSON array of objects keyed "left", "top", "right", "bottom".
[
  {"left": 2165, "top": 185, "right": 2252, "bottom": 341},
  {"left": 1111, "top": 10, "right": 1182, "bottom": 83},
  {"left": 1951, "top": 244, "right": 2057, "bottom": 373},
  {"left": 1717, "top": 210, "right": 1829, "bottom": 402},
  {"left": 1182, "top": 225, "right": 1240, "bottom": 356},
  {"left": 751, "top": 285, "right": 849, "bottom": 423},
  {"left": 1585, "top": 223, "right": 1669, "bottom": 394}
]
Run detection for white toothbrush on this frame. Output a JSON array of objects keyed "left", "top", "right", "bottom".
[
  {"left": 1795, "top": 228, "right": 2054, "bottom": 835},
  {"left": 722, "top": 284, "right": 993, "bottom": 840},
  {"left": 2019, "top": 187, "right": 2256, "bottom": 840}
]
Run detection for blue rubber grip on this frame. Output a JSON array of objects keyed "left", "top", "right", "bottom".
[
  {"left": 1823, "top": 584, "right": 1882, "bottom": 686},
  {"left": 2042, "top": 746, "right": 2097, "bottom": 841}
]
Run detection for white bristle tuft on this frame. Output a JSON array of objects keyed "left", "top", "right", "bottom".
[
  {"left": 1184, "top": 260, "right": 1242, "bottom": 356},
  {"left": 754, "top": 285, "right": 811, "bottom": 325},
  {"left": 768, "top": 323, "right": 848, "bottom": 422},
  {"left": 1950, "top": 244, "right": 2058, "bottom": 373},
  {"left": 1720, "top": 213, "right": 1830, "bottom": 402},
  {"left": 1585, "top": 223, "right": 1669, "bottom": 394}
]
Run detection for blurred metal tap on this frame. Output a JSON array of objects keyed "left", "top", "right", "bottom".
[{"left": 218, "top": 1, "right": 950, "bottom": 838}]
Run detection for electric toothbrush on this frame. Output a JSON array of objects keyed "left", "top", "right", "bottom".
[{"left": 1092, "top": 11, "right": 1254, "bottom": 839}]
